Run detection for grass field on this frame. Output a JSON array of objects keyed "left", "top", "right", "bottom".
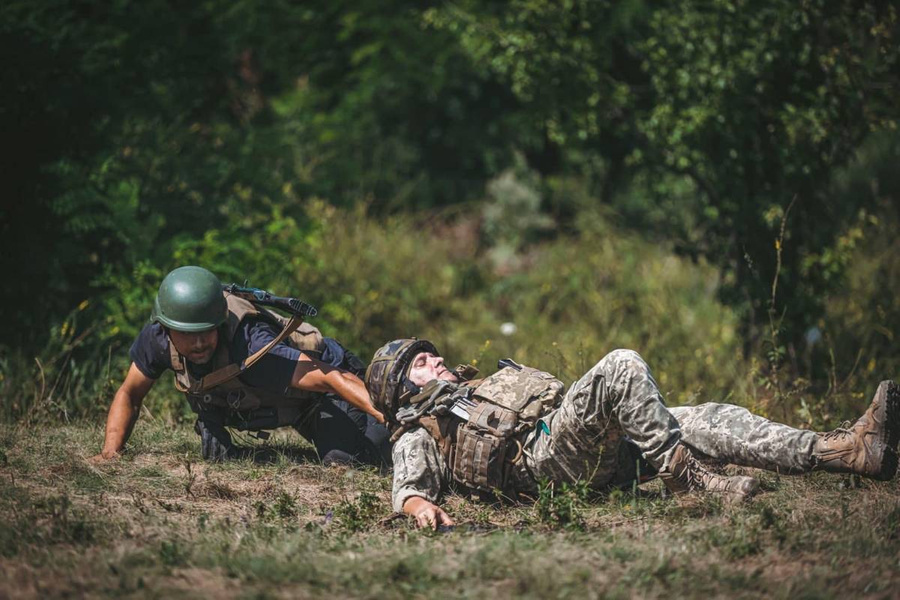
[{"left": 1, "top": 421, "right": 899, "bottom": 599}]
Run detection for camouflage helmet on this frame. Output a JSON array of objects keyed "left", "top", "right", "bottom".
[
  {"left": 365, "top": 338, "right": 439, "bottom": 423},
  {"left": 151, "top": 266, "right": 227, "bottom": 332}
]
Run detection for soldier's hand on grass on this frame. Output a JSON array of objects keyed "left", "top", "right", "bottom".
[
  {"left": 404, "top": 497, "right": 455, "bottom": 530},
  {"left": 87, "top": 450, "right": 120, "bottom": 464}
]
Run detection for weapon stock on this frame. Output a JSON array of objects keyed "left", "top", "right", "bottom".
[{"left": 222, "top": 283, "right": 318, "bottom": 318}]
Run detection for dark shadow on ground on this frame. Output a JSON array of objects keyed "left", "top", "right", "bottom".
[
  {"left": 230, "top": 444, "right": 321, "bottom": 464},
  {"left": 228, "top": 444, "right": 387, "bottom": 472}
]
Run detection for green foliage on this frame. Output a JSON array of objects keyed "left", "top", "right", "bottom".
[
  {"left": 1, "top": 191, "right": 888, "bottom": 423},
  {"left": 535, "top": 478, "right": 589, "bottom": 530},
  {"left": 273, "top": 491, "right": 298, "bottom": 519},
  {"left": 1, "top": 0, "right": 898, "bottom": 425},
  {"left": 488, "top": 209, "right": 745, "bottom": 402},
  {"left": 158, "top": 539, "right": 189, "bottom": 569},
  {"left": 482, "top": 164, "right": 556, "bottom": 270},
  {"left": 427, "top": 0, "right": 900, "bottom": 348},
  {"left": 280, "top": 201, "right": 747, "bottom": 404},
  {"left": 335, "top": 491, "right": 382, "bottom": 532},
  {"left": 0, "top": 301, "right": 119, "bottom": 422},
  {"left": 822, "top": 135, "right": 900, "bottom": 386}
]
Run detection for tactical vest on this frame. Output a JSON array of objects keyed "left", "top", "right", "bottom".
[
  {"left": 169, "top": 293, "right": 325, "bottom": 413},
  {"left": 399, "top": 365, "right": 565, "bottom": 495}
]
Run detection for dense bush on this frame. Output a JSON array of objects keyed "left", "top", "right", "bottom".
[
  {"left": 5, "top": 196, "right": 895, "bottom": 427},
  {"left": 1, "top": 1, "right": 897, "bottom": 426}
]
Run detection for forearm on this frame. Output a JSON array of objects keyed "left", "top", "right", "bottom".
[
  {"left": 322, "top": 371, "right": 385, "bottom": 424},
  {"left": 289, "top": 356, "right": 385, "bottom": 423},
  {"left": 100, "top": 388, "right": 141, "bottom": 457}
]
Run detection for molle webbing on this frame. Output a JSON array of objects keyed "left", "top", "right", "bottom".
[{"left": 413, "top": 365, "right": 565, "bottom": 494}]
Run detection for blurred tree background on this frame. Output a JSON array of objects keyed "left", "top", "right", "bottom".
[{"left": 1, "top": 0, "right": 897, "bottom": 425}]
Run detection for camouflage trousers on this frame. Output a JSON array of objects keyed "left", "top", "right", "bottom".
[{"left": 519, "top": 349, "right": 818, "bottom": 491}]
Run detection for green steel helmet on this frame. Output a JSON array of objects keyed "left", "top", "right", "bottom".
[
  {"left": 151, "top": 266, "right": 227, "bottom": 332},
  {"left": 365, "top": 338, "right": 439, "bottom": 424}
]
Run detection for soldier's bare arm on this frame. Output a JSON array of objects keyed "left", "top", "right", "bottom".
[
  {"left": 290, "top": 353, "right": 385, "bottom": 424},
  {"left": 402, "top": 496, "right": 455, "bottom": 530},
  {"left": 91, "top": 363, "right": 156, "bottom": 461}
]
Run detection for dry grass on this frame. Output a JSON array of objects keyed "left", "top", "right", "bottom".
[{"left": 1, "top": 422, "right": 898, "bottom": 599}]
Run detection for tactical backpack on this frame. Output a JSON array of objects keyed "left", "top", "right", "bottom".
[{"left": 395, "top": 361, "right": 565, "bottom": 495}]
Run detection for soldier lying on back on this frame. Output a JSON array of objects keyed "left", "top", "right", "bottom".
[
  {"left": 365, "top": 339, "right": 900, "bottom": 529},
  {"left": 92, "top": 266, "right": 389, "bottom": 465}
]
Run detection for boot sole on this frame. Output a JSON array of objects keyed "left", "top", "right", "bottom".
[{"left": 877, "top": 380, "right": 900, "bottom": 481}]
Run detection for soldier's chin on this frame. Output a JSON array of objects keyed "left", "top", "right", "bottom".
[{"left": 188, "top": 351, "right": 214, "bottom": 364}]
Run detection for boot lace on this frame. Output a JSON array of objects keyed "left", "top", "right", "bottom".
[
  {"left": 684, "top": 452, "right": 749, "bottom": 492},
  {"left": 820, "top": 421, "right": 853, "bottom": 443},
  {"left": 669, "top": 451, "right": 713, "bottom": 491}
]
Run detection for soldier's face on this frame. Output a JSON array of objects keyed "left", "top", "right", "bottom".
[
  {"left": 407, "top": 352, "right": 459, "bottom": 387},
  {"left": 168, "top": 328, "right": 219, "bottom": 364}
]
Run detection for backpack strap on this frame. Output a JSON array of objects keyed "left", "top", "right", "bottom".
[{"left": 194, "top": 314, "right": 304, "bottom": 392}]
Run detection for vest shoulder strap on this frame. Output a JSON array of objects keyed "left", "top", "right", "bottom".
[
  {"left": 167, "top": 305, "right": 307, "bottom": 393},
  {"left": 196, "top": 314, "right": 304, "bottom": 391}
]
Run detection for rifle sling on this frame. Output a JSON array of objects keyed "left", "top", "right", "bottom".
[{"left": 195, "top": 315, "right": 304, "bottom": 392}]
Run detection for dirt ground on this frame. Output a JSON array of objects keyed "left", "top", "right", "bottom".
[{"left": 1, "top": 422, "right": 898, "bottom": 599}]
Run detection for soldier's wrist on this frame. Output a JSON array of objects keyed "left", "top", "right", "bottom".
[
  {"left": 100, "top": 448, "right": 122, "bottom": 459},
  {"left": 402, "top": 495, "right": 429, "bottom": 514}
]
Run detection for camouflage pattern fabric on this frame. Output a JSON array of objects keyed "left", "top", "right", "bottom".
[
  {"left": 392, "top": 349, "right": 680, "bottom": 508},
  {"left": 521, "top": 349, "right": 681, "bottom": 491},
  {"left": 669, "top": 403, "right": 816, "bottom": 474},
  {"left": 390, "top": 348, "right": 819, "bottom": 511},
  {"left": 392, "top": 427, "right": 447, "bottom": 512}
]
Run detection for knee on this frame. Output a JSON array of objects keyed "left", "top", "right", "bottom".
[
  {"left": 607, "top": 348, "right": 643, "bottom": 361},
  {"left": 593, "top": 349, "right": 655, "bottom": 403},
  {"left": 599, "top": 349, "right": 647, "bottom": 373},
  {"left": 321, "top": 449, "right": 356, "bottom": 466}
]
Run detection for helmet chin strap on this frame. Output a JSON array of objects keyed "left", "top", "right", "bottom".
[{"left": 399, "top": 376, "right": 422, "bottom": 401}]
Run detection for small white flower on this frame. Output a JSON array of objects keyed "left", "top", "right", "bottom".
[{"left": 500, "top": 322, "right": 517, "bottom": 336}]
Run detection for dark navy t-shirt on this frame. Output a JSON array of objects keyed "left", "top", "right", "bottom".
[{"left": 129, "top": 319, "right": 302, "bottom": 393}]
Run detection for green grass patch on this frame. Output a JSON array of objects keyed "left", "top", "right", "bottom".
[{"left": 1, "top": 421, "right": 899, "bottom": 598}]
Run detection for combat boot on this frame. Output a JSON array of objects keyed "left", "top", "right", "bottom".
[
  {"left": 194, "top": 418, "right": 235, "bottom": 462},
  {"left": 813, "top": 380, "right": 900, "bottom": 480},
  {"left": 660, "top": 443, "right": 759, "bottom": 502}
]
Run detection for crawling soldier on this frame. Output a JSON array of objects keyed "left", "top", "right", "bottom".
[{"left": 93, "top": 266, "right": 389, "bottom": 466}]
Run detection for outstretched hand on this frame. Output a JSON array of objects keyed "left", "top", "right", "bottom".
[{"left": 403, "top": 497, "right": 455, "bottom": 530}]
